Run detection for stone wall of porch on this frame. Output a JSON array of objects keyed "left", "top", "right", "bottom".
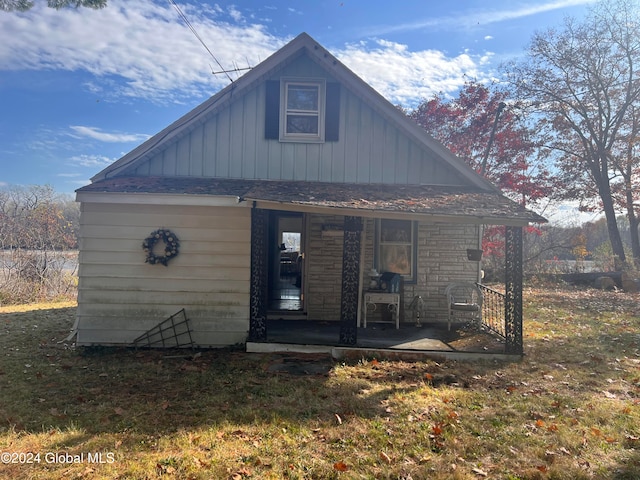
[{"left": 305, "top": 214, "right": 481, "bottom": 325}]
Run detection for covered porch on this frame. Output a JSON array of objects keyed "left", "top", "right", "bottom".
[{"left": 244, "top": 181, "right": 542, "bottom": 358}]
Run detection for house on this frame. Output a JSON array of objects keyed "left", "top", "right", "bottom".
[{"left": 73, "top": 33, "right": 545, "bottom": 355}]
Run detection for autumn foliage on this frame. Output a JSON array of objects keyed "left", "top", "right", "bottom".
[{"left": 408, "top": 81, "right": 554, "bottom": 206}]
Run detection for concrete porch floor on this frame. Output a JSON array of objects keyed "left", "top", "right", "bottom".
[{"left": 246, "top": 319, "right": 515, "bottom": 361}]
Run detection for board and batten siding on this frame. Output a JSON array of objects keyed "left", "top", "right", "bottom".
[
  {"left": 127, "top": 57, "right": 464, "bottom": 186},
  {"left": 76, "top": 201, "right": 251, "bottom": 347}
]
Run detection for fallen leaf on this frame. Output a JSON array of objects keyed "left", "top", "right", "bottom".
[
  {"left": 380, "top": 451, "right": 391, "bottom": 464},
  {"left": 333, "top": 461, "right": 348, "bottom": 471},
  {"left": 472, "top": 467, "right": 488, "bottom": 476}
]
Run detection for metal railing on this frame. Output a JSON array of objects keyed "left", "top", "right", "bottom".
[{"left": 477, "top": 283, "right": 506, "bottom": 339}]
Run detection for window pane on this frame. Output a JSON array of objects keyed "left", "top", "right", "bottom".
[
  {"left": 287, "top": 85, "right": 319, "bottom": 111},
  {"left": 286, "top": 114, "right": 319, "bottom": 134},
  {"left": 380, "top": 245, "right": 411, "bottom": 275},
  {"left": 282, "top": 232, "right": 301, "bottom": 252},
  {"left": 381, "top": 219, "right": 412, "bottom": 243}
]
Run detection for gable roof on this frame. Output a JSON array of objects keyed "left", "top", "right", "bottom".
[{"left": 90, "top": 32, "right": 496, "bottom": 191}]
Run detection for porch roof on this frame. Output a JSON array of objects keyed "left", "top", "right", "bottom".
[{"left": 77, "top": 176, "right": 546, "bottom": 225}]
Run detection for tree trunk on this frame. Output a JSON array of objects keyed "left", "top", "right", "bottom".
[
  {"left": 628, "top": 212, "right": 640, "bottom": 267},
  {"left": 624, "top": 170, "right": 640, "bottom": 266},
  {"left": 601, "top": 195, "right": 627, "bottom": 269}
]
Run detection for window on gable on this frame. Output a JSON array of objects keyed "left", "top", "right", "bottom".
[
  {"left": 265, "top": 79, "right": 340, "bottom": 142},
  {"left": 281, "top": 79, "right": 325, "bottom": 142},
  {"left": 376, "top": 219, "right": 417, "bottom": 283}
]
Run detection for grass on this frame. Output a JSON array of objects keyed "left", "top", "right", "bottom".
[{"left": 0, "top": 285, "right": 639, "bottom": 479}]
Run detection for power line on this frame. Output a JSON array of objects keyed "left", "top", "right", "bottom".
[{"left": 168, "top": 0, "right": 234, "bottom": 83}]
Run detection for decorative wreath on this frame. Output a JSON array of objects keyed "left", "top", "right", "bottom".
[{"left": 142, "top": 228, "right": 180, "bottom": 266}]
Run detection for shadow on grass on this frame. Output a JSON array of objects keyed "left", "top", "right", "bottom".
[
  {"left": 1, "top": 296, "right": 639, "bottom": 478},
  {"left": 1, "top": 320, "right": 486, "bottom": 439}
]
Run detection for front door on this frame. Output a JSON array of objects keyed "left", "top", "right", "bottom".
[{"left": 268, "top": 212, "right": 305, "bottom": 312}]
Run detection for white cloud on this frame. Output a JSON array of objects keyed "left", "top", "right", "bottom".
[
  {"left": 359, "top": 0, "right": 596, "bottom": 36},
  {"left": 68, "top": 154, "right": 114, "bottom": 168},
  {"left": 69, "top": 126, "right": 150, "bottom": 143},
  {"left": 0, "top": 0, "right": 285, "bottom": 102},
  {"left": 0, "top": 0, "right": 498, "bottom": 108},
  {"left": 337, "top": 39, "right": 486, "bottom": 107}
]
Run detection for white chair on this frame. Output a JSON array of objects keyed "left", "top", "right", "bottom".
[{"left": 444, "top": 282, "right": 483, "bottom": 331}]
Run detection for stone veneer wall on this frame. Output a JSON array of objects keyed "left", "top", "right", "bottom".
[
  {"left": 413, "top": 223, "right": 481, "bottom": 323},
  {"left": 305, "top": 214, "right": 345, "bottom": 320},
  {"left": 305, "top": 215, "right": 481, "bottom": 325}
]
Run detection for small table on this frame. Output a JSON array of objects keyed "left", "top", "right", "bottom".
[{"left": 362, "top": 291, "right": 400, "bottom": 329}]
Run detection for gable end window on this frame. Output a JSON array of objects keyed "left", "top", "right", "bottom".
[
  {"left": 265, "top": 79, "right": 340, "bottom": 142},
  {"left": 375, "top": 219, "right": 417, "bottom": 284},
  {"left": 282, "top": 80, "right": 324, "bottom": 140}
]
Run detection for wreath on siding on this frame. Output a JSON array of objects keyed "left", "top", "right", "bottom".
[{"left": 142, "top": 228, "right": 180, "bottom": 266}]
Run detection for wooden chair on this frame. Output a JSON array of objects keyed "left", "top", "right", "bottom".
[{"left": 444, "top": 282, "right": 483, "bottom": 331}]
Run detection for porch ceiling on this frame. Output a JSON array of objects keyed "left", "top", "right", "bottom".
[{"left": 77, "top": 176, "right": 546, "bottom": 225}]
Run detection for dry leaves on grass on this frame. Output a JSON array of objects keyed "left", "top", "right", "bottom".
[{"left": 333, "top": 461, "right": 348, "bottom": 471}]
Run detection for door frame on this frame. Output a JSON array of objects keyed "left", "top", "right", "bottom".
[{"left": 267, "top": 210, "right": 307, "bottom": 314}]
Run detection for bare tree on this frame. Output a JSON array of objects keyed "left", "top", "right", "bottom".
[
  {"left": 0, "top": 185, "right": 78, "bottom": 304},
  {"left": 504, "top": 0, "right": 640, "bottom": 269}
]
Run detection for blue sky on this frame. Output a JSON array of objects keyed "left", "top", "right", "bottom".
[{"left": 0, "top": 0, "right": 596, "bottom": 208}]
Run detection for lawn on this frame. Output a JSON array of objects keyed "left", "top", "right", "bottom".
[{"left": 0, "top": 286, "right": 639, "bottom": 479}]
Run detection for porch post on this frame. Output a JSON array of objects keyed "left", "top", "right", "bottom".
[
  {"left": 339, "top": 216, "right": 362, "bottom": 345},
  {"left": 505, "top": 225, "right": 523, "bottom": 354},
  {"left": 249, "top": 207, "right": 268, "bottom": 342}
]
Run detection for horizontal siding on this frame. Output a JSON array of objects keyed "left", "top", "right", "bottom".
[
  {"left": 76, "top": 201, "right": 251, "bottom": 347},
  {"left": 79, "top": 276, "right": 247, "bottom": 293},
  {"left": 127, "top": 55, "right": 464, "bottom": 186},
  {"left": 80, "top": 239, "right": 247, "bottom": 256},
  {"left": 76, "top": 325, "right": 247, "bottom": 348}
]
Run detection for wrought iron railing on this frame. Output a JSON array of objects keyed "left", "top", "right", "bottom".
[{"left": 477, "top": 283, "right": 506, "bottom": 339}]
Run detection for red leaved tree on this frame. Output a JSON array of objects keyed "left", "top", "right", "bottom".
[
  {"left": 409, "top": 81, "right": 553, "bottom": 205},
  {"left": 408, "top": 82, "right": 553, "bottom": 276}
]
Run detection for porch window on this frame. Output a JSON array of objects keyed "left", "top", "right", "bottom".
[
  {"left": 376, "top": 219, "right": 417, "bottom": 283},
  {"left": 280, "top": 79, "right": 325, "bottom": 142}
]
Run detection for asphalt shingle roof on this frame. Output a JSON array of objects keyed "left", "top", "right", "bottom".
[{"left": 77, "top": 176, "right": 546, "bottom": 224}]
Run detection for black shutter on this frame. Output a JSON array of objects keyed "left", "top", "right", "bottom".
[
  {"left": 265, "top": 80, "right": 280, "bottom": 140},
  {"left": 325, "top": 83, "right": 340, "bottom": 141}
]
